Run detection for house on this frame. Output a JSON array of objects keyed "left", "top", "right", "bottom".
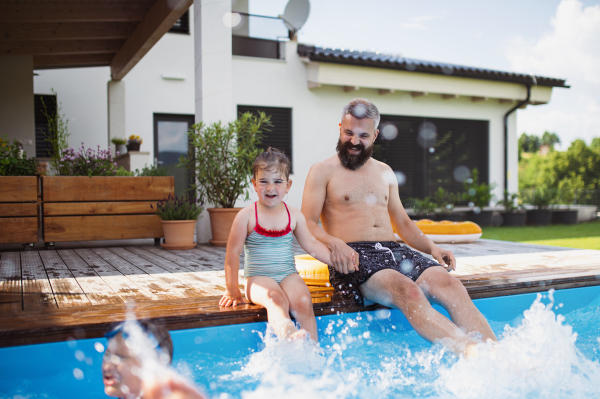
[{"left": 0, "top": 1, "right": 568, "bottom": 243}]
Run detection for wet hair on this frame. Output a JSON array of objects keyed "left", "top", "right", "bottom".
[
  {"left": 252, "top": 147, "right": 291, "bottom": 180},
  {"left": 341, "top": 98, "right": 380, "bottom": 130},
  {"left": 105, "top": 320, "right": 174, "bottom": 364}
]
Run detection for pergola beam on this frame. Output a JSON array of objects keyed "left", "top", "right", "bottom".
[
  {"left": 0, "top": 3, "right": 150, "bottom": 23},
  {"left": 442, "top": 93, "right": 459, "bottom": 100},
  {"left": 34, "top": 53, "right": 115, "bottom": 69},
  {"left": 378, "top": 89, "right": 394, "bottom": 95},
  {"left": 0, "top": 22, "right": 137, "bottom": 41},
  {"left": 1, "top": 39, "right": 125, "bottom": 56},
  {"left": 343, "top": 86, "right": 359, "bottom": 92},
  {"left": 410, "top": 91, "right": 427, "bottom": 97},
  {"left": 110, "top": 0, "right": 192, "bottom": 80}
]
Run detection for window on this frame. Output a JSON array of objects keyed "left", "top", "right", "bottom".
[
  {"left": 374, "top": 115, "right": 489, "bottom": 200},
  {"left": 232, "top": 36, "right": 284, "bottom": 59},
  {"left": 169, "top": 10, "right": 189, "bottom": 34},
  {"left": 34, "top": 94, "right": 57, "bottom": 158},
  {"left": 237, "top": 105, "right": 293, "bottom": 172}
]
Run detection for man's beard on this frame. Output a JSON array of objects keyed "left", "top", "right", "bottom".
[{"left": 336, "top": 139, "right": 373, "bottom": 170}]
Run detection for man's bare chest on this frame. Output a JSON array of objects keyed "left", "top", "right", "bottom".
[{"left": 325, "top": 171, "right": 389, "bottom": 207}]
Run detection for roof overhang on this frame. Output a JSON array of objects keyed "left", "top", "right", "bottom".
[
  {"left": 298, "top": 44, "right": 569, "bottom": 106},
  {"left": 0, "top": 0, "right": 192, "bottom": 80}
]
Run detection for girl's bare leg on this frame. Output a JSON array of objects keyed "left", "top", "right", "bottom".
[
  {"left": 280, "top": 273, "right": 318, "bottom": 342},
  {"left": 246, "top": 276, "right": 298, "bottom": 338}
]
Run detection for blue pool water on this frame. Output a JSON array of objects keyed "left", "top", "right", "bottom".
[{"left": 1, "top": 286, "right": 600, "bottom": 399}]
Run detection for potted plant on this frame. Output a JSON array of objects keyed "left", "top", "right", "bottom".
[
  {"left": 153, "top": 194, "right": 203, "bottom": 249},
  {"left": 433, "top": 187, "right": 464, "bottom": 221},
  {"left": 463, "top": 168, "right": 495, "bottom": 227},
  {"left": 127, "top": 135, "right": 142, "bottom": 152},
  {"left": 0, "top": 135, "right": 40, "bottom": 248},
  {"left": 180, "top": 112, "right": 272, "bottom": 246},
  {"left": 522, "top": 188, "right": 554, "bottom": 225},
  {"left": 111, "top": 137, "right": 127, "bottom": 156},
  {"left": 499, "top": 190, "right": 526, "bottom": 227},
  {"left": 552, "top": 181, "right": 579, "bottom": 225},
  {"left": 407, "top": 197, "right": 438, "bottom": 220}
]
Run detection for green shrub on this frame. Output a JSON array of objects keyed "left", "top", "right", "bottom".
[
  {"left": 0, "top": 135, "right": 40, "bottom": 176},
  {"left": 134, "top": 164, "right": 167, "bottom": 176},
  {"left": 463, "top": 168, "right": 495, "bottom": 208}
]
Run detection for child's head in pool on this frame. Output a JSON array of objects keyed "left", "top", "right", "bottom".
[
  {"left": 252, "top": 147, "right": 291, "bottom": 181},
  {"left": 102, "top": 320, "right": 173, "bottom": 399}
]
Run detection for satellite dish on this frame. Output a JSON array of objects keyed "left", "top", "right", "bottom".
[{"left": 283, "top": 0, "right": 310, "bottom": 34}]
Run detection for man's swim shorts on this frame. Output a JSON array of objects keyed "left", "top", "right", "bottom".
[{"left": 328, "top": 241, "right": 443, "bottom": 304}]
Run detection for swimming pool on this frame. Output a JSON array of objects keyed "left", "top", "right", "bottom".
[{"left": 1, "top": 285, "right": 600, "bottom": 398}]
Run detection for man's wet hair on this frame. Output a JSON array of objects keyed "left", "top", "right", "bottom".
[
  {"left": 341, "top": 98, "right": 380, "bottom": 130},
  {"left": 252, "top": 147, "right": 291, "bottom": 180},
  {"left": 105, "top": 320, "right": 174, "bottom": 364}
]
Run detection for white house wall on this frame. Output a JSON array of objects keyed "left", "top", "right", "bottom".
[{"left": 233, "top": 41, "right": 519, "bottom": 209}]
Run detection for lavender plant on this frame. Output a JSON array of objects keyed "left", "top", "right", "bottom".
[
  {"left": 152, "top": 194, "right": 203, "bottom": 221},
  {"left": 55, "top": 142, "right": 118, "bottom": 176}
]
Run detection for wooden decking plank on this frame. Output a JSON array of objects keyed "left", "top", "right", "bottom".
[
  {"left": 21, "top": 252, "right": 57, "bottom": 311},
  {"left": 125, "top": 247, "right": 226, "bottom": 295},
  {"left": 141, "top": 246, "right": 222, "bottom": 271},
  {"left": 107, "top": 247, "right": 205, "bottom": 298},
  {"left": 71, "top": 248, "right": 155, "bottom": 303},
  {"left": 176, "top": 248, "right": 230, "bottom": 270},
  {"left": 0, "top": 252, "right": 22, "bottom": 313},
  {"left": 38, "top": 251, "right": 91, "bottom": 308},
  {"left": 90, "top": 248, "right": 183, "bottom": 300},
  {"left": 195, "top": 245, "right": 227, "bottom": 257},
  {"left": 57, "top": 249, "right": 123, "bottom": 306}
]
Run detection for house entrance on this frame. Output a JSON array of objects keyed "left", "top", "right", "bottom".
[{"left": 153, "top": 113, "right": 195, "bottom": 198}]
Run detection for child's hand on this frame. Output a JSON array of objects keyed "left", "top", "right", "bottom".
[{"left": 219, "top": 289, "right": 246, "bottom": 307}]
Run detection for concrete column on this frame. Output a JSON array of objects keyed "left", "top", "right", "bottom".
[
  {"left": 0, "top": 55, "right": 35, "bottom": 157},
  {"left": 107, "top": 80, "right": 126, "bottom": 148},
  {"left": 194, "top": 0, "right": 234, "bottom": 243}
]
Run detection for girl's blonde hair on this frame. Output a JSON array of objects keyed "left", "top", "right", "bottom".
[{"left": 252, "top": 147, "right": 291, "bottom": 180}]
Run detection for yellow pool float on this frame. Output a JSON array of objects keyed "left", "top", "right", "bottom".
[
  {"left": 413, "top": 219, "right": 482, "bottom": 243},
  {"left": 294, "top": 254, "right": 332, "bottom": 289}
]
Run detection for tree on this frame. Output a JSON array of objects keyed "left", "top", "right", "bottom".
[
  {"left": 518, "top": 133, "right": 541, "bottom": 155},
  {"left": 541, "top": 131, "right": 560, "bottom": 149}
]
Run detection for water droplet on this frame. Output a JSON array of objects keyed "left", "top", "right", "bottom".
[
  {"left": 394, "top": 171, "right": 406, "bottom": 186},
  {"left": 468, "top": 188, "right": 476, "bottom": 196},
  {"left": 74, "top": 350, "right": 85, "bottom": 361},
  {"left": 375, "top": 309, "right": 391, "bottom": 319},
  {"left": 429, "top": 147, "right": 435, "bottom": 153},
  {"left": 94, "top": 342, "right": 104, "bottom": 353},
  {"left": 222, "top": 12, "right": 242, "bottom": 28},
  {"left": 73, "top": 368, "right": 84, "bottom": 380},
  {"left": 381, "top": 124, "right": 399, "bottom": 140},
  {"left": 473, "top": 206, "right": 482, "bottom": 214},
  {"left": 453, "top": 165, "right": 470, "bottom": 182},
  {"left": 417, "top": 121, "right": 437, "bottom": 148}
]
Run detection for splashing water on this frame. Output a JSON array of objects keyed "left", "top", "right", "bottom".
[{"left": 179, "top": 291, "right": 600, "bottom": 399}]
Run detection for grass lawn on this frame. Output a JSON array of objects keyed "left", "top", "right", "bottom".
[{"left": 481, "top": 219, "right": 600, "bottom": 250}]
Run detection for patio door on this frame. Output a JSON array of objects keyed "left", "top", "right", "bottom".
[{"left": 153, "top": 113, "right": 195, "bottom": 198}]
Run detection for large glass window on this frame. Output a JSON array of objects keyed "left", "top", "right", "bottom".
[{"left": 374, "top": 115, "right": 489, "bottom": 200}]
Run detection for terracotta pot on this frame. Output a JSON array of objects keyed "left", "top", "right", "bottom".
[
  {"left": 161, "top": 220, "right": 197, "bottom": 250},
  {"left": 207, "top": 207, "right": 242, "bottom": 246}
]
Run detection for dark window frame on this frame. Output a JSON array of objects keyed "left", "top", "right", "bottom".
[
  {"left": 168, "top": 10, "right": 190, "bottom": 35},
  {"left": 237, "top": 105, "right": 293, "bottom": 174},
  {"left": 34, "top": 94, "right": 57, "bottom": 158},
  {"left": 374, "top": 114, "right": 489, "bottom": 201},
  {"left": 153, "top": 113, "right": 196, "bottom": 197}
]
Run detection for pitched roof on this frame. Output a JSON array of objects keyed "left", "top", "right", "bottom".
[{"left": 297, "top": 45, "right": 568, "bottom": 88}]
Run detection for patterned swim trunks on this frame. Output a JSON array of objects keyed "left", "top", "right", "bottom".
[{"left": 328, "top": 241, "right": 443, "bottom": 304}]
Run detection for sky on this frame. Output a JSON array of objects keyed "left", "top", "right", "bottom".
[{"left": 249, "top": 0, "right": 600, "bottom": 150}]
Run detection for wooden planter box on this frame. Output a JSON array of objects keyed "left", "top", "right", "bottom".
[
  {"left": 0, "top": 176, "right": 39, "bottom": 245},
  {"left": 42, "top": 176, "right": 174, "bottom": 243}
]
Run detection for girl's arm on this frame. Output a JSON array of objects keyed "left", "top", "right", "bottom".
[
  {"left": 291, "top": 208, "right": 334, "bottom": 266},
  {"left": 219, "top": 208, "right": 250, "bottom": 307}
]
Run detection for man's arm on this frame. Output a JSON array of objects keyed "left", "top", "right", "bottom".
[
  {"left": 386, "top": 169, "right": 456, "bottom": 271},
  {"left": 301, "top": 163, "right": 358, "bottom": 274}
]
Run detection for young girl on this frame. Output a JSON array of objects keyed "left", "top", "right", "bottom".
[{"left": 219, "top": 148, "right": 337, "bottom": 342}]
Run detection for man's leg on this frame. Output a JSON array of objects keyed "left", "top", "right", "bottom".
[
  {"left": 416, "top": 267, "right": 497, "bottom": 342},
  {"left": 359, "top": 269, "right": 474, "bottom": 353}
]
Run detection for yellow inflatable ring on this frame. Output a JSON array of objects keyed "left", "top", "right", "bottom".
[
  {"left": 414, "top": 219, "right": 482, "bottom": 243},
  {"left": 295, "top": 254, "right": 331, "bottom": 288}
]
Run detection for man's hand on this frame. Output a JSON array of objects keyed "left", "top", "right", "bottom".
[
  {"left": 219, "top": 288, "right": 246, "bottom": 307},
  {"left": 430, "top": 245, "right": 456, "bottom": 271},
  {"left": 329, "top": 238, "right": 360, "bottom": 274}
]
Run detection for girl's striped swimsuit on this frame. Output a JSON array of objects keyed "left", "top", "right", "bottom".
[{"left": 244, "top": 202, "right": 297, "bottom": 283}]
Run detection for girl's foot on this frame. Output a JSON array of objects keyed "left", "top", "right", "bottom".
[{"left": 287, "top": 328, "right": 309, "bottom": 341}]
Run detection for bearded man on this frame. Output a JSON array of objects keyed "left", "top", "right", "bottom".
[{"left": 301, "top": 98, "right": 496, "bottom": 356}]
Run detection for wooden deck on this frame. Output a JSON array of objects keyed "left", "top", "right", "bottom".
[{"left": 1, "top": 239, "right": 600, "bottom": 347}]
